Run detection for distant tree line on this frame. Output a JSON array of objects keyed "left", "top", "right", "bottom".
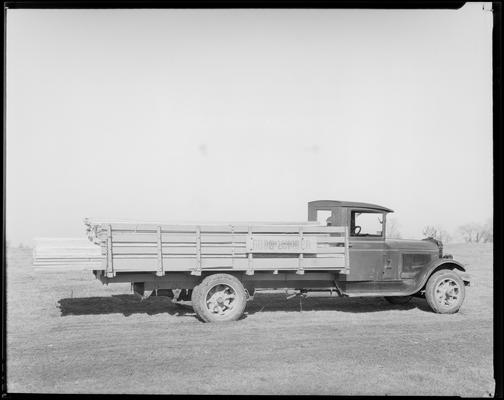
[
  {"left": 386, "top": 217, "right": 493, "bottom": 243},
  {"left": 455, "top": 218, "right": 493, "bottom": 243},
  {"left": 422, "top": 225, "right": 452, "bottom": 243}
]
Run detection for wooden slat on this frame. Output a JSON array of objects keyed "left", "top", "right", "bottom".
[
  {"left": 110, "top": 255, "right": 346, "bottom": 270},
  {"left": 195, "top": 226, "right": 202, "bottom": 275},
  {"left": 156, "top": 226, "right": 164, "bottom": 276},
  {"left": 33, "top": 260, "right": 103, "bottom": 265},
  {"left": 298, "top": 226, "right": 304, "bottom": 273},
  {"left": 201, "top": 234, "right": 248, "bottom": 243},
  {"left": 344, "top": 227, "right": 350, "bottom": 271},
  {"left": 108, "top": 224, "right": 251, "bottom": 233},
  {"left": 35, "top": 246, "right": 102, "bottom": 251},
  {"left": 106, "top": 225, "right": 114, "bottom": 277},
  {"left": 33, "top": 265, "right": 102, "bottom": 272},
  {"left": 110, "top": 232, "right": 249, "bottom": 244},
  {"left": 112, "top": 246, "right": 251, "bottom": 255},
  {"left": 314, "top": 247, "right": 346, "bottom": 254},
  {"left": 245, "top": 225, "right": 346, "bottom": 233},
  {"left": 316, "top": 236, "right": 346, "bottom": 243},
  {"left": 94, "top": 220, "right": 321, "bottom": 231},
  {"left": 111, "top": 232, "right": 172, "bottom": 243},
  {"left": 109, "top": 231, "right": 342, "bottom": 244},
  {"left": 107, "top": 224, "right": 344, "bottom": 235},
  {"left": 33, "top": 253, "right": 103, "bottom": 258},
  {"left": 110, "top": 224, "right": 202, "bottom": 232},
  {"left": 247, "top": 226, "right": 254, "bottom": 274}
]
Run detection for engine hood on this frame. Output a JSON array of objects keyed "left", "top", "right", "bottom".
[{"left": 385, "top": 239, "right": 439, "bottom": 252}]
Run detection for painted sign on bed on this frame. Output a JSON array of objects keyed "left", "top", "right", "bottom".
[{"left": 247, "top": 235, "right": 318, "bottom": 253}]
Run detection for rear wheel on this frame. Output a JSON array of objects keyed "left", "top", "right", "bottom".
[
  {"left": 384, "top": 295, "right": 413, "bottom": 305},
  {"left": 191, "top": 274, "right": 247, "bottom": 323},
  {"left": 425, "top": 269, "right": 465, "bottom": 314}
]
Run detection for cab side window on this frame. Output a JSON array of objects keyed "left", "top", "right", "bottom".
[
  {"left": 316, "top": 210, "right": 333, "bottom": 226},
  {"left": 351, "top": 211, "right": 384, "bottom": 237}
]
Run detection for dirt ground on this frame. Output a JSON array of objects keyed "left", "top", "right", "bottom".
[{"left": 6, "top": 243, "right": 494, "bottom": 396}]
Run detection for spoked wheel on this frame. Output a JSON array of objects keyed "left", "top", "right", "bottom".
[
  {"left": 425, "top": 269, "right": 465, "bottom": 314},
  {"left": 206, "top": 284, "right": 237, "bottom": 315},
  {"left": 192, "top": 274, "right": 247, "bottom": 322}
]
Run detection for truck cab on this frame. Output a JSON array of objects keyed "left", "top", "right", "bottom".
[{"left": 308, "top": 200, "right": 469, "bottom": 298}]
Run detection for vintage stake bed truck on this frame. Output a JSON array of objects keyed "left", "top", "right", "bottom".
[{"left": 33, "top": 200, "right": 470, "bottom": 322}]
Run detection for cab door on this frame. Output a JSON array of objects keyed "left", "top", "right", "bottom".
[
  {"left": 382, "top": 248, "right": 400, "bottom": 280},
  {"left": 348, "top": 209, "right": 387, "bottom": 281}
]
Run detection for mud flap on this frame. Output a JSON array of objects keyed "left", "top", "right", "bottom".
[
  {"left": 132, "top": 282, "right": 155, "bottom": 301},
  {"left": 132, "top": 282, "right": 145, "bottom": 297},
  {"left": 245, "top": 288, "right": 255, "bottom": 301}
]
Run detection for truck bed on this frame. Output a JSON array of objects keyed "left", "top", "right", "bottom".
[{"left": 34, "top": 220, "right": 350, "bottom": 277}]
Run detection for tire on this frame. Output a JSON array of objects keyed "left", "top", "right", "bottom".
[
  {"left": 425, "top": 269, "right": 466, "bottom": 314},
  {"left": 384, "top": 295, "right": 413, "bottom": 305},
  {"left": 191, "top": 274, "right": 247, "bottom": 323}
]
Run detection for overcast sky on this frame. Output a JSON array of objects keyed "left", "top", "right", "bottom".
[{"left": 6, "top": 4, "right": 493, "bottom": 245}]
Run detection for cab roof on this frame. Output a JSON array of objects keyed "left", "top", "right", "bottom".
[{"left": 308, "top": 200, "right": 394, "bottom": 213}]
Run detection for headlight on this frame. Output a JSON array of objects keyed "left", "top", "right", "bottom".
[{"left": 422, "top": 237, "right": 443, "bottom": 258}]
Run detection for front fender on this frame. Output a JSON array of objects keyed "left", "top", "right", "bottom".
[{"left": 415, "top": 258, "right": 470, "bottom": 292}]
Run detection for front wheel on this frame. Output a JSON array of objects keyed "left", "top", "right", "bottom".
[
  {"left": 425, "top": 269, "right": 466, "bottom": 314},
  {"left": 191, "top": 274, "right": 247, "bottom": 323}
]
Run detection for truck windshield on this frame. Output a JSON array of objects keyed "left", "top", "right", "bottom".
[{"left": 351, "top": 211, "right": 384, "bottom": 237}]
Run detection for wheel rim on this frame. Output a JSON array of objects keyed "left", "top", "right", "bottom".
[
  {"left": 205, "top": 284, "right": 237, "bottom": 317},
  {"left": 435, "top": 278, "right": 461, "bottom": 308}
]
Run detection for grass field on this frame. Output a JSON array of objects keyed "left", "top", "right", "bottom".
[{"left": 6, "top": 243, "right": 494, "bottom": 395}]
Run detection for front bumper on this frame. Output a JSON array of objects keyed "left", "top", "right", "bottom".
[{"left": 456, "top": 271, "right": 471, "bottom": 286}]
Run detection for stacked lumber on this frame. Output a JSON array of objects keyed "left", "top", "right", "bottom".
[{"left": 33, "top": 238, "right": 104, "bottom": 271}]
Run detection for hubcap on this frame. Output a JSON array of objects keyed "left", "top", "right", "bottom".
[
  {"left": 435, "top": 278, "right": 460, "bottom": 307},
  {"left": 206, "top": 284, "right": 237, "bottom": 316}
]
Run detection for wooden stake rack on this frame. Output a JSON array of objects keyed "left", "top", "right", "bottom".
[{"left": 84, "top": 220, "right": 350, "bottom": 277}]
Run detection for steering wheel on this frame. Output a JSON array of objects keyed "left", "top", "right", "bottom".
[{"left": 354, "top": 225, "right": 362, "bottom": 235}]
